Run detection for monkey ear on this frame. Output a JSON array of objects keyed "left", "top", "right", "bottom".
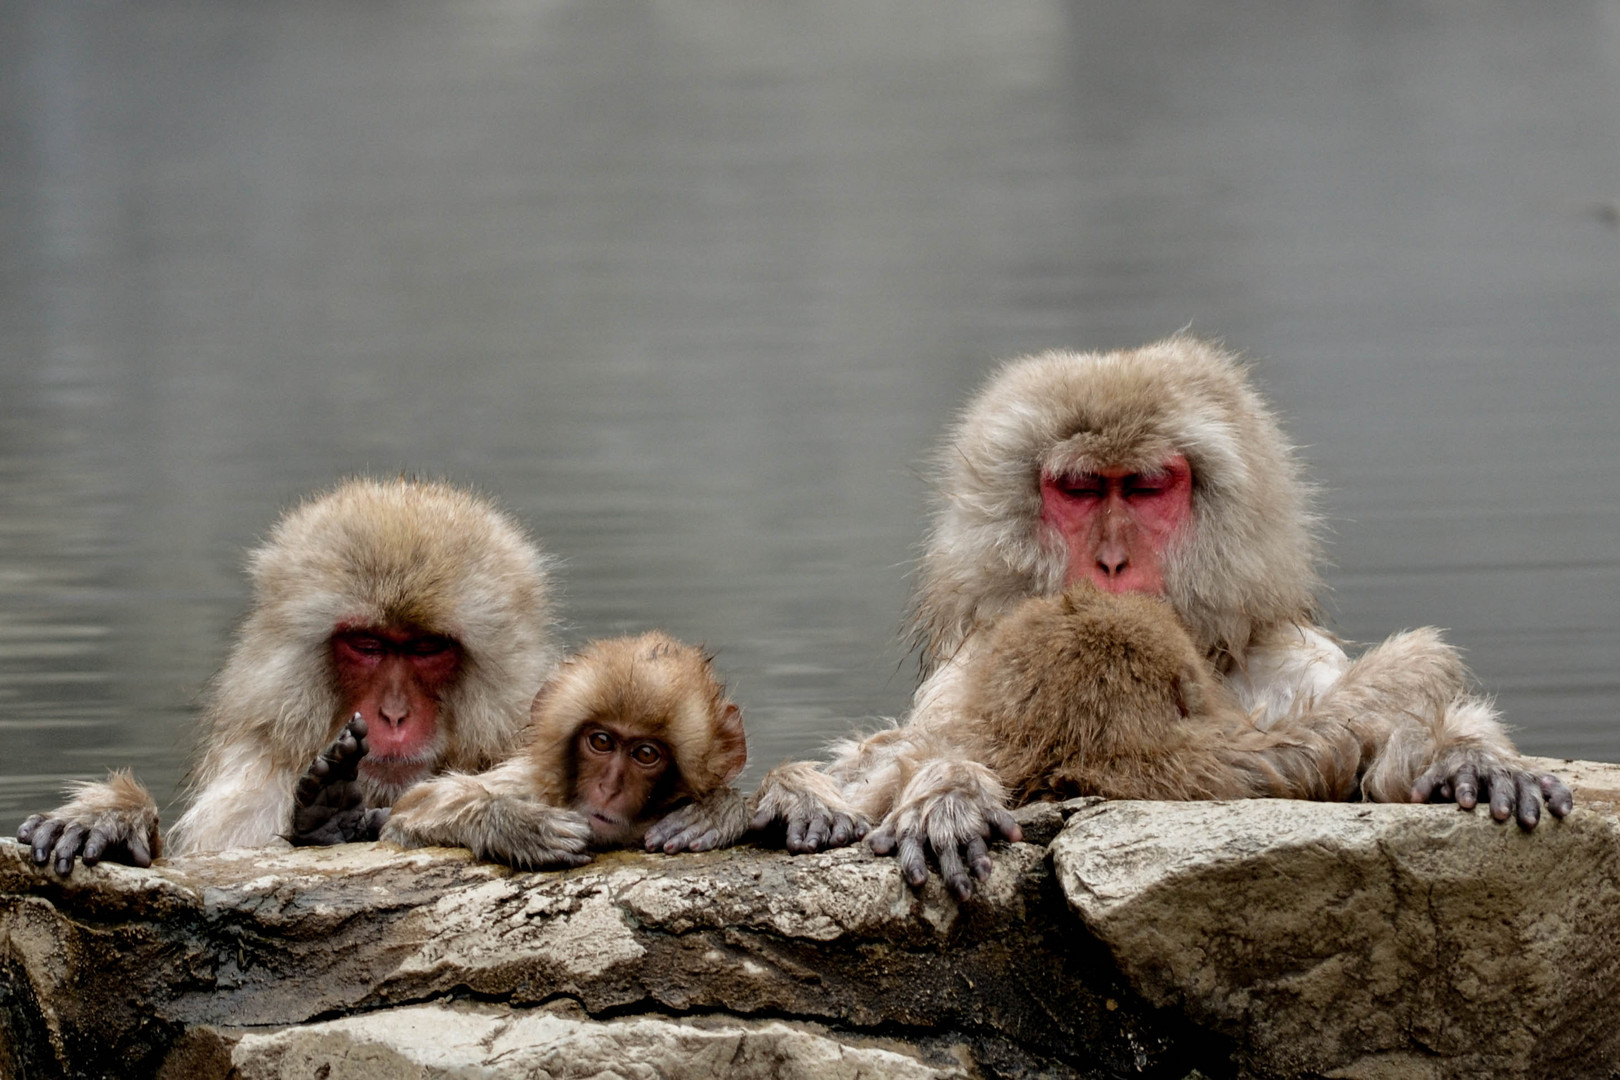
[{"left": 711, "top": 703, "right": 747, "bottom": 786}]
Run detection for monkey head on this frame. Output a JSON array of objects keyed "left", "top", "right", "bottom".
[
  {"left": 526, "top": 632, "right": 746, "bottom": 846},
  {"left": 210, "top": 477, "right": 559, "bottom": 801},
  {"left": 913, "top": 336, "right": 1321, "bottom": 668}
]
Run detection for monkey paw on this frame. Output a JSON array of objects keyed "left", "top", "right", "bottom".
[
  {"left": 748, "top": 762, "right": 869, "bottom": 853},
  {"left": 868, "top": 762, "right": 1022, "bottom": 902},
  {"left": 17, "top": 770, "right": 160, "bottom": 875},
  {"left": 289, "top": 714, "right": 386, "bottom": 845},
  {"left": 646, "top": 787, "right": 748, "bottom": 854},
  {"left": 382, "top": 789, "right": 594, "bottom": 871},
  {"left": 1411, "top": 751, "right": 1575, "bottom": 830}
]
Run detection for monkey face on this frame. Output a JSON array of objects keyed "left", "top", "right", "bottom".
[
  {"left": 1038, "top": 453, "right": 1193, "bottom": 595},
  {"left": 571, "top": 722, "right": 673, "bottom": 845}
]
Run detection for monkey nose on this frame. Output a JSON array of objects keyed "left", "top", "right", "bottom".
[{"left": 1095, "top": 546, "right": 1130, "bottom": 578}]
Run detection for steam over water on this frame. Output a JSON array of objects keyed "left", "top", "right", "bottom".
[{"left": 1, "top": 1, "right": 1616, "bottom": 825}]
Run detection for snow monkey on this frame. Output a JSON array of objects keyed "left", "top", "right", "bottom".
[
  {"left": 17, "top": 477, "right": 560, "bottom": 873},
  {"left": 750, "top": 335, "right": 1574, "bottom": 900},
  {"left": 370, "top": 632, "right": 750, "bottom": 868}
]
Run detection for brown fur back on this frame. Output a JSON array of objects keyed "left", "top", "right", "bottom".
[{"left": 957, "top": 583, "right": 1358, "bottom": 804}]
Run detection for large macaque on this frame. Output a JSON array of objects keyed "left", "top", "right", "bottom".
[
  {"left": 752, "top": 336, "right": 1573, "bottom": 900},
  {"left": 17, "top": 478, "right": 559, "bottom": 872},
  {"left": 375, "top": 632, "right": 750, "bottom": 868}
]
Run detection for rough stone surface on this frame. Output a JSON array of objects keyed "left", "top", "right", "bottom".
[
  {"left": 1, "top": 756, "right": 1615, "bottom": 1079},
  {"left": 1053, "top": 757, "right": 1620, "bottom": 1079},
  {"left": 230, "top": 1002, "right": 973, "bottom": 1080}
]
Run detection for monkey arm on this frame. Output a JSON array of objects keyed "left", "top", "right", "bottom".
[
  {"left": 17, "top": 770, "right": 161, "bottom": 874},
  {"left": 644, "top": 786, "right": 749, "bottom": 854},
  {"left": 1397, "top": 695, "right": 1574, "bottom": 827},
  {"left": 1242, "top": 625, "right": 1572, "bottom": 827},
  {"left": 857, "top": 652, "right": 1023, "bottom": 901},
  {"left": 381, "top": 759, "right": 593, "bottom": 870}
]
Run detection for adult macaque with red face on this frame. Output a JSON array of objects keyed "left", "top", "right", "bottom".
[
  {"left": 18, "top": 478, "right": 560, "bottom": 871},
  {"left": 751, "top": 336, "right": 1573, "bottom": 900},
  {"left": 375, "top": 631, "right": 749, "bottom": 868}
]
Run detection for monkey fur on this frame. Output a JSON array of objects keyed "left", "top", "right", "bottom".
[
  {"left": 21, "top": 477, "right": 559, "bottom": 868},
  {"left": 754, "top": 335, "right": 1571, "bottom": 899},
  {"left": 383, "top": 631, "right": 749, "bottom": 869}
]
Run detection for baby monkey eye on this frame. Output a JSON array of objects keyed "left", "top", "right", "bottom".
[
  {"left": 587, "top": 730, "right": 615, "bottom": 753},
  {"left": 630, "top": 743, "right": 663, "bottom": 767}
]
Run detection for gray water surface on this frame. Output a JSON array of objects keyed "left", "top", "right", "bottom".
[{"left": 2, "top": 1, "right": 1617, "bottom": 826}]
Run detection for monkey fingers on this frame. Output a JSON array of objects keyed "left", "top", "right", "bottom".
[
  {"left": 26, "top": 817, "right": 65, "bottom": 868},
  {"left": 1540, "top": 773, "right": 1575, "bottom": 819},
  {"left": 645, "top": 790, "right": 748, "bottom": 854},
  {"left": 82, "top": 820, "right": 153, "bottom": 868},
  {"left": 16, "top": 813, "right": 46, "bottom": 845},
  {"left": 1413, "top": 757, "right": 1573, "bottom": 831},
  {"left": 786, "top": 806, "right": 839, "bottom": 853},
  {"left": 49, "top": 823, "right": 89, "bottom": 875}
]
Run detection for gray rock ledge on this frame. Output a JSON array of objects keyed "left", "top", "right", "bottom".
[{"left": 2, "top": 756, "right": 1615, "bottom": 1080}]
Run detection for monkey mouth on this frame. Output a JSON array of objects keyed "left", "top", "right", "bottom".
[{"left": 586, "top": 812, "right": 638, "bottom": 845}]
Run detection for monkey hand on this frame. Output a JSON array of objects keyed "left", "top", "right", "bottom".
[
  {"left": 381, "top": 774, "right": 594, "bottom": 870},
  {"left": 17, "top": 770, "right": 161, "bottom": 875},
  {"left": 748, "top": 762, "right": 870, "bottom": 853},
  {"left": 866, "top": 760, "right": 1022, "bottom": 902},
  {"left": 288, "top": 714, "right": 390, "bottom": 845},
  {"left": 645, "top": 787, "right": 748, "bottom": 854},
  {"left": 1411, "top": 748, "right": 1574, "bottom": 830}
]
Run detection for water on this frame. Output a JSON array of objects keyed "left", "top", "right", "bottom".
[{"left": 2, "top": 0, "right": 1616, "bottom": 827}]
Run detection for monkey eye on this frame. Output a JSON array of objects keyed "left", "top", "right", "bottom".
[
  {"left": 1051, "top": 473, "right": 1105, "bottom": 499},
  {"left": 341, "top": 635, "right": 386, "bottom": 656},
  {"left": 409, "top": 635, "right": 455, "bottom": 656},
  {"left": 587, "top": 730, "right": 615, "bottom": 753},
  {"left": 630, "top": 743, "right": 663, "bottom": 767},
  {"left": 1125, "top": 475, "right": 1170, "bottom": 497}
]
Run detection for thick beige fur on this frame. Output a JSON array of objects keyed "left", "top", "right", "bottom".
[
  {"left": 166, "top": 477, "right": 559, "bottom": 855},
  {"left": 913, "top": 334, "right": 1319, "bottom": 670}
]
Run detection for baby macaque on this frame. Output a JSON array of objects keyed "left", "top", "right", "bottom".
[
  {"left": 957, "top": 581, "right": 1362, "bottom": 805},
  {"left": 372, "top": 632, "right": 749, "bottom": 868}
]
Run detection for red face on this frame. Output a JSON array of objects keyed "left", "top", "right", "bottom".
[
  {"left": 572, "top": 723, "right": 671, "bottom": 845},
  {"left": 330, "top": 625, "right": 461, "bottom": 787},
  {"left": 1039, "top": 453, "right": 1194, "bottom": 595}
]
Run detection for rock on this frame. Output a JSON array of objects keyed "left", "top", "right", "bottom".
[
  {"left": 1052, "top": 783, "right": 1620, "bottom": 1078},
  {"left": 3, "top": 761, "right": 1617, "bottom": 1079},
  {"left": 229, "top": 1002, "right": 972, "bottom": 1080},
  {"left": 0, "top": 834, "right": 1171, "bottom": 1079}
]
